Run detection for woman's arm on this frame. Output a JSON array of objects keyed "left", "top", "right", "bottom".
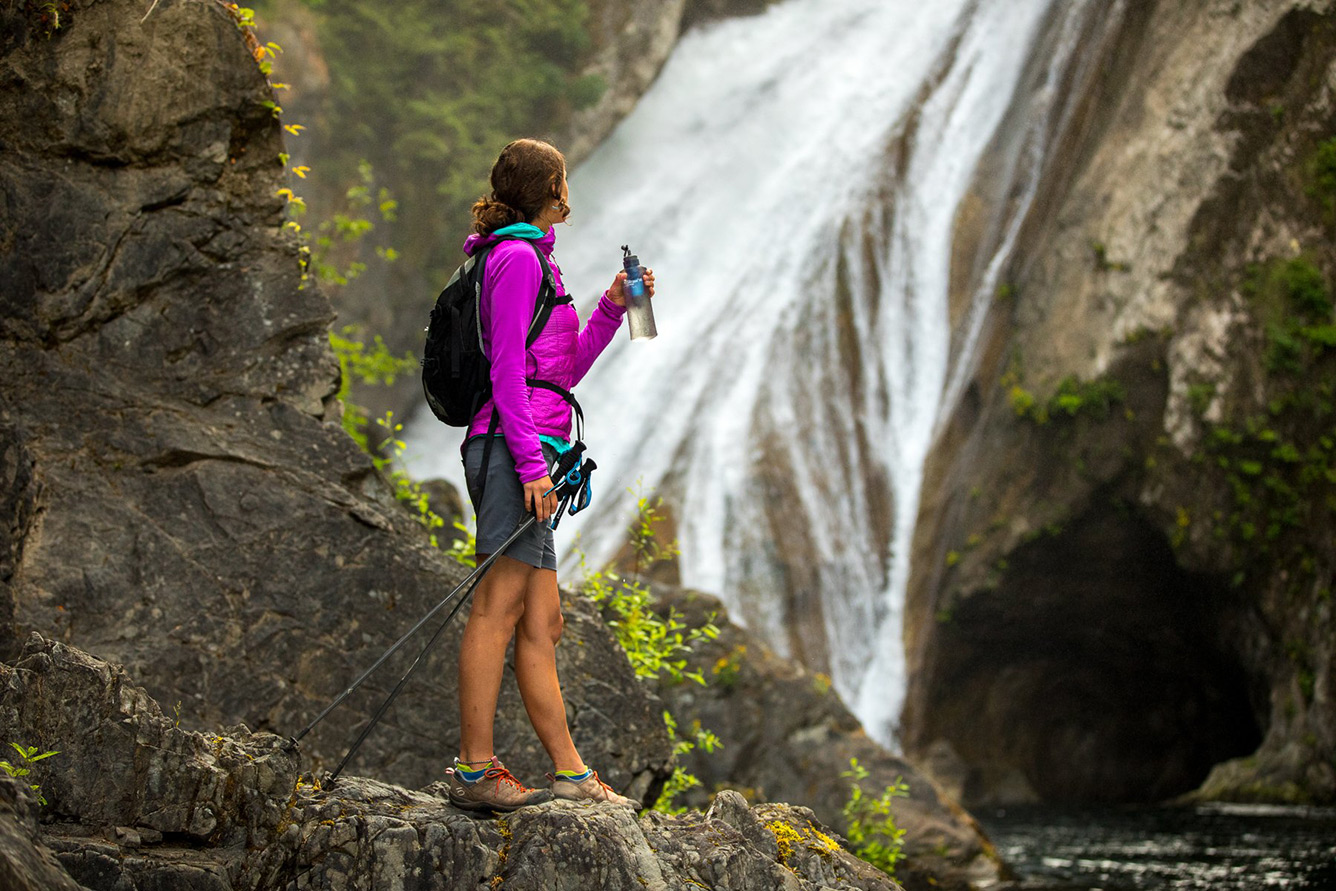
[
  {"left": 482, "top": 244, "right": 549, "bottom": 485},
  {"left": 572, "top": 292, "right": 627, "bottom": 384},
  {"left": 571, "top": 267, "right": 653, "bottom": 384}
]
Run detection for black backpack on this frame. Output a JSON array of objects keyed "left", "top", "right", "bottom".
[{"left": 421, "top": 237, "right": 566, "bottom": 427}]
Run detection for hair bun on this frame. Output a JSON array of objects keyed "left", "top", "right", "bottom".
[{"left": 470, "top": 195, "right": 522, "bottom": 234}]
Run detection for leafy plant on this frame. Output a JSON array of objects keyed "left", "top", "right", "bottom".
[
  {"left": 654, "top": 711, "right": 721, "bottom": 814},
  {"left": 576, "top": 556, "right": 718, "bottom": 685},
  {"left": 369, "top": 412, "right": 447, "bottom": 547},
  {"left": 443, "top": 520, "right": 477, "bottom": 568},
  {"left": 1, "top": 743, "right": 59, "bottom": 806},
  {"left": 626, "top": 486, "right": 680, "bottom": 577},
  {"left": 300, "top": 160, "right": 400, "bottom": 288},
  {"left": 573, "top": 488, "right": 721, "bottom": 811},
  {"left": 840, "top": 758, "right": 909, "bottom": 877},
  {"left": 328, "top": 328, "right": 416, "bottom": 447}
]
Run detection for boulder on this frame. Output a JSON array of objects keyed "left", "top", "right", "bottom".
[
  {"left": 653, "top": 587, "right": 1005, "bottom": 891},
  {"left": 0, "top": 778, "right": 84, "bottom": 891},
  {"left": 3, "top": 635, "right": 903, "bottom": 891}
]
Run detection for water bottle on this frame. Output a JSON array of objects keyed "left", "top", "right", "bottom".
[{"left": 621, "top": 244, "right": 657, "bottom": 341}]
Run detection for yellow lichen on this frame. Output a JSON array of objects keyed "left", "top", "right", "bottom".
[{"left": 766, "top": 820, "right": 803, "bottom": 864}]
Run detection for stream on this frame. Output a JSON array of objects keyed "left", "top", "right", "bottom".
[{"left": 980, "top": 803, "right": 1336, "bottom": 890}]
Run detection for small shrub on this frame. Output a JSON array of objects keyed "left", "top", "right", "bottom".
[
  {"left": 654, "top": 712, "right": 721, "bottom": 814},
  {"left": 840, "top": 758, "right": 909, "bottom": 877},
  {"left": 573, "top": 490, "right": 721, "bottom": 812},
  {"left": 1309, "top": 138, "right": 1336, "bottom": 213},
  {"left": 1, "top": 744, "right": 59, "bottom": 806},
  {"left": 711, "top": 644, "right": 746, "bottom": 688}
]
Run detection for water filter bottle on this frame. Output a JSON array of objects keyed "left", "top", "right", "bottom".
[{"left": 621, "top": 244, "right": 657, "bottom": 341}]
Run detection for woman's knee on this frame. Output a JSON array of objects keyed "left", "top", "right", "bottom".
[
  {"left": 471, "top": 568, "right": 529, "bottom": 628},
  {"left": 519, "top": 602, "right": 564, "bottom": 646}
]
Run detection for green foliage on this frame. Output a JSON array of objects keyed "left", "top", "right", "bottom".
[
  {"left": 1309, "top": 137, "right": 1336, "bottom": 215},
  {"left": 1090, "top": 239, "right": 1129, "bottom": 272},
  {"left": 369, "top": 412, "right": 448, "bottom": 546},
  {"left": 328, "top": 326, "right": 417, "bottom": 448},
  {"left": 710, "top": 644, "right": 746, "bottom": 688},
  {"left": 301, "top": 160, "right": 400, "bottom": 287},
  {"left": 254, "top": 0, "right": 604, "bottom": 289},
  {"left": 626, "top": 486, "right": 680, "bottom": 577},
  {"left": 1008, "top": 375, "right": 1125, "bottom": 425},
  {"left": 1008, "top": 385, "right": 1036, "bottom": 419},
  {"left": 1, "top": 743, "right": 59, "bottom": 806},
  {"left": 1048, "top": 375, "right": 1126, "bottom": 419},
  {"left": 443, "top": 520, "right": 477, "bottom": 568},
  {"left": 574, "top": 489, "right": 721, "bottom": 812},
  {"left": 1187, "top": 381, "right": 1217, "bottom": 416},
  {"left": 840, "top": 758, "right": 909, "bottom": 877},
  {"left": 22, "top": 0, "right": 66, "bottom": 35},
  {"left": 1244, "top": 258, "right": 1334, "bottom": 374},
  {"left": 576, "top": 558, "right": 718, "bottom": 686},
  {"left": 654, "top": 711, "right": 721, "bottom": 814}
]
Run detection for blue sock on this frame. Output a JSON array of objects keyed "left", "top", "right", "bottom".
[
  {"left": 454, "top": 759, "right": 489, "bottom": 783},
  {"left": 556, "top": 767, "right": 593, "bottom": 783}
]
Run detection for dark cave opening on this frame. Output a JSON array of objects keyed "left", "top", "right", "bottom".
[{"left": 937, "top": 503, "right": 1264, "bottom": 804}]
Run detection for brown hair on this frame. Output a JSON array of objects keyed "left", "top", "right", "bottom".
[{"left": 470, "top": 138, "right": 568, "bottom": 234}]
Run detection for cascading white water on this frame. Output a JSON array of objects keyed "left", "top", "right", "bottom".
[{"left": 405, "top": 0, "right": 1094, "bottom": 746}]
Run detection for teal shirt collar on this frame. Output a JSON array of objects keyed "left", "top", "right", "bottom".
[{"left": 490, "top": 222, "right": 546, "bottom": 239}]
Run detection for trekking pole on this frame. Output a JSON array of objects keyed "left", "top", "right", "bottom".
[
  {"left": 288, "top": 552, "right": 501, "bottom": 748},
  {"left": 304, "top": 446, "right": 592, "bottom": 776},
  {"left": 323, "top": 478, "right": 582, "bottom": 784},
  {"left": 324, "top": 543, "right": 508, "bottom": 784}
]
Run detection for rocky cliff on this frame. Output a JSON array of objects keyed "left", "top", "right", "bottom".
[
  {"left": 904, "top": 0, "right": 1336, "bottom": 807},
  {"left": 0, "top": 636, "right": 904, "bottom": 891},
  {"left": 0, "top": 0, "right": 998, "bottom": 887},
  {"left": 0, "top": 0, "right": 668, "bottom": 801}
]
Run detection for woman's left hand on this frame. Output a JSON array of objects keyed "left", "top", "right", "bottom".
[{"left": 606, "top": 267, "right": 654, "bottom": 306}]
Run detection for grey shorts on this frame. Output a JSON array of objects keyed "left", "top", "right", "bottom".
[{"left": 463, "top": 437, "right": 557, "bottom": 571}]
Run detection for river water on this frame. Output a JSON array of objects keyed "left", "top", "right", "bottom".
[
  {"left": 405, "top": 0, "right": 1106, "bottom": 749},
  {"left": 979, "top": 803, "right": 1336, "bottom": 890}
]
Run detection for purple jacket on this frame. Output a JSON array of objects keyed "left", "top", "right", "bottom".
[{"left": 463, "top": 227, "right": 626, "bottom": 484}]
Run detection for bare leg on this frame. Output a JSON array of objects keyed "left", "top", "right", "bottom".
[
  {"left": 456, "top": 554, "right": 529, "bottom": 764},
  {"left": 513, "top": 567, "right": 584, "bottom": 773}
]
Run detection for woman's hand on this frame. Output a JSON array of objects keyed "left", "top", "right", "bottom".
[
  {"left": 606, "top": 267, "right": 655, "bottom": 307},
  {"left": 524, "top": 475, "right": 558, "bottom": 523}
]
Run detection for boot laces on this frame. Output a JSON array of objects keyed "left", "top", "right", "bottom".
[{"left": 484, "top": 766, "right": 531, "bottom": 792}]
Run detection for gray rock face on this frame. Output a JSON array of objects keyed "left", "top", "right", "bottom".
[
  {"left": 2, "top": 635, "right": 901, "bottom": 891},
  {"left": 905, "top": 0, "right": 1336, "bottom": 806},
  {"left": 0, "top": 0, "right": 669, "bottom": 797},
  {"left": 653, "top": 588, "right": 1004, "bottom": 891},
  {"left": 0, "top": 777, "right": 84, "bottom": 891}
]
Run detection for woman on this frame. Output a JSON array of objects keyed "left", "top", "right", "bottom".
[{"left": 447, "top": 138, "right": 652, "bottom": 813}]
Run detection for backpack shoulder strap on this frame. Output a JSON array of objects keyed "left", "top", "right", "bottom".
[
  {"left": 474, "top": 237, "right": 566, "bottom": 348},
  {"left": 524, "top": 242, "right": 567, "bottom": 347}
]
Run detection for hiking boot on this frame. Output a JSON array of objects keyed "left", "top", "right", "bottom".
[
  {"left": 549, "top": 769, "right": 641, "bottom": 808},
  {"left": 447, "top": 758, "right": 553, "bottom": 813}
]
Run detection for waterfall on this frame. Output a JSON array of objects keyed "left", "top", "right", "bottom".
[{"left": 405, "top": 0, "right": 1098, "bottom": 747}]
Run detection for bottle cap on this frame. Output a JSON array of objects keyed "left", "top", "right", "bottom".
[{"left": 621, "top": 244, "right": 639, "bottom": 267}]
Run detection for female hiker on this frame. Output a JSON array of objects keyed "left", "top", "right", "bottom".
[{"left": 447, "top": 138, "right": 652, "bottom": 813}]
